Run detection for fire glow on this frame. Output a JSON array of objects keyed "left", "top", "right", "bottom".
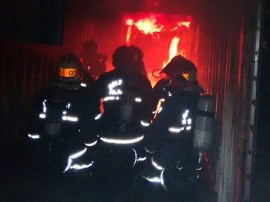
[
  {"left": 163, "top": 37, "right": 180, "bottom": 67},
  {"left": 123, "top": 13, "right": 191, "bottom": 44},
  {"left": 122, "top": 12, "right": 192, "bottom": 85},
  {"left": 132, "top": 16, "right": 164, "bottom": 35}
]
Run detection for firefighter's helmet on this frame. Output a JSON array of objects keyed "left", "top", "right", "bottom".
[
  {"left": 112, "top": 45, "right": 144, "bottom": 73},
  {"left": 161, "top": 55, "right": 197, "bottom": 82},
  {"left": 83, "top": 39, "right": 98, "bottom": 53},
  {"left": 57, "top": 54, "right": 83, "bottom": 81}
]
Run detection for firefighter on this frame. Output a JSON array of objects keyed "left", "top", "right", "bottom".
[
  {"left": 27, "top": 53, "right": 99, "bottom": 173},
  {"left": 152, "top": 55, "right": 204, "bottom": 105},
  {"left": 80, "top": 39, "right": 108, "bottom": 80},
  {"left": 146, "top": 55, "right": 204, "bottom": 149},
  {"left": 142, "top": 55, "right": 210, "bottom": 201},
  {"left": 93, "top": 45, "right": 154, "bottom": 136},
  {"left": 91, "top": 45, "right": 154, "bottom": 178}
]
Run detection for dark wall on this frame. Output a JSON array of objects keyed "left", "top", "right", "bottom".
[
  {"left": 0, "top": 0, "right": 65, "bottom": 45},
  {"left": 0, "top": 43, "right": 67, "bottom": 146},
  {"left": 0, "top": 0, "right": 67, "bottom": 146},
  {"left": 257, "top": 0, "right": 270, "bottom": 149}
]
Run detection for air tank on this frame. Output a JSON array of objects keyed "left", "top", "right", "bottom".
[{"left": 193, "top": 94, "right": 216, "bottom": 152}]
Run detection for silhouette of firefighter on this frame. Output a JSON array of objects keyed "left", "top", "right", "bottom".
[
  {"left": 122, "top": 55, "right": 218, "bottom": 202},
  {"left": 81, "top": 39, "right": 108, "bottom": 80},
  {"left": 27, "top": 53, "right": 99, "bottom": 173},
  {"left": 89, "top": 45, "right": 154, "bottom": 179}
]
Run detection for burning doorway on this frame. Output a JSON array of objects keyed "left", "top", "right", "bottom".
[
  {"left": 121, "top": 12, "right": 194, "bottom": 85},
  {"left": 64, "top": 10, "right": 195, "bottom": 86}
]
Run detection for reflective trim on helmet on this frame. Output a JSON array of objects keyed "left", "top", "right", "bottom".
[{"left": 58, "top": 68, "right": 79, "bottom": 78}]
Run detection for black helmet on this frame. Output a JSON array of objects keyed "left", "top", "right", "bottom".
[
  {"left": 83, "top": 39, "right": 98, "bottom": 53},
  {"left": 112, "top": 45, "right": 130, "bottom": 70},
  {"left": 57, "top": 53, "right": 83, "bottom": 81},
  {"left": 129, "top": 45, "right": 144, "bottom": 62},
  {"left": 112, "top": 45, "right": 144, "bottom": 74},
  {"left": 161, "top": 55, "right": 197, "bottom": 82}
]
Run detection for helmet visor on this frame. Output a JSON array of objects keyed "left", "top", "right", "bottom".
[{"left": 58, "top": 68, "right": 79, "bottom": 78}]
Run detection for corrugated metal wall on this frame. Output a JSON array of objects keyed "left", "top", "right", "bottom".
[
  {"left": 192, "top": 2, "right": 258, "bottom": 201},
  {"left": 62, "top": 1, "right": 97, "bottom": 54},
  {"left": 0, "top": 43, "right": 66, "bottom": 145}
]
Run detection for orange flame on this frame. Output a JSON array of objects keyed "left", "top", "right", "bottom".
[
  {"left": 163, "top": 37, "right": 180, "bottom": 67},
  {"left": 177, "top": 21, "right": 191, "bottom": 28},
  {"left": 169, "top": 37, "right": 180, "bottom": 61},
  {"left": 123, "top": 13, "right": 192, "bottom": 44},
  {"left": 122, "top": 13, "right": 192, "bottom": 86},
  {"left": 134, "top": 16, "right": 164, "bottom": 34},
  {"left": 126, "top": 26, "right": 132, "bottom": 45},
  {"left": 125, "top": 19, "right": 134, "bottom": 45},
  {"left": 125, "top": 19, "right": 134, "bottom": 26}
]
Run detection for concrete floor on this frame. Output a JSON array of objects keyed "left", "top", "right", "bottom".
[
  {"left": 1, "top": 136, "right": 270, "bottom": 202},
  {"left": 0, "top": 142, "right": 218, "bottom": 202},
  {"left": 0, "top": 144, "right": 138, "bottom": 202},
  {"left": 250, "top": 146, "right": 270, "bottom": 202}
]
